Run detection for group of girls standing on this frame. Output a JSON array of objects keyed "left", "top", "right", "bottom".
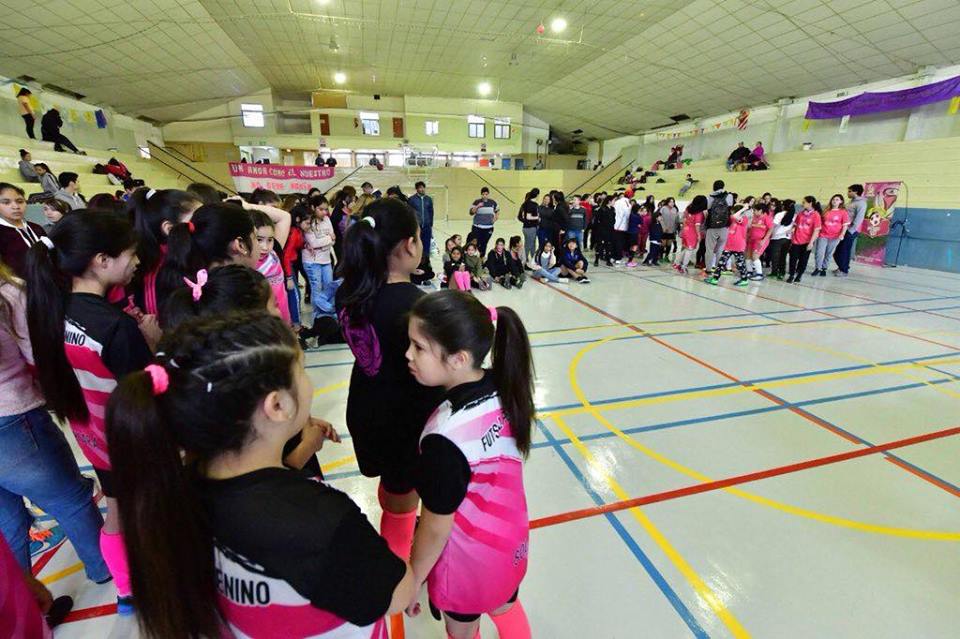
[{"left": 0, "top": 180, "right": 536, "bottom": 639}]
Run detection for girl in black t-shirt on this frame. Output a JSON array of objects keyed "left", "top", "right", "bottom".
[
  {"left": 24, "top": 211, "right": 157, "bottom": 614},
  {"left": 106, "top": 312, "right": 416, "bottom": 638},
  {"left": 335, "top": 198, "right": 443, "bottom": 637}
]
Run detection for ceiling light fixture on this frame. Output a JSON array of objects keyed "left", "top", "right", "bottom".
[
  {"left": 550, "top": 17, "right": 567, "bottom": 33},
  {"left": 477, "top": 82, "right": 491, "bottom": 96},
  {"left": 334, "top": 72, "right": 346, "bottom": 84}
]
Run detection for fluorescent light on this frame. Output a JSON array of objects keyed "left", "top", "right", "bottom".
[
  {"left": 550, "top": 17, "right": 567, "bottom": 33},
  {"left": 334, "top": 72, "right": 346, "bottom": 84},
  {"left": 477, "top": 82, "right": 491, "bottom": 96}
]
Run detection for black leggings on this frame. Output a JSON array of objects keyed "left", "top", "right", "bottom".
[
  {"left": 768, "top": 238, "right": 790, "bottom": 277},
  {"left": 695, "top": 237, "right": 706, "bottom": 267},
  {"left": 43, "top": 131, "right": 79, "bottom": 153},
  {"left": 788, "top": 243, "right": 811, "bottom": 277},
  {"left": 22, "top": 114, "right": 35, "bottom": 139}
]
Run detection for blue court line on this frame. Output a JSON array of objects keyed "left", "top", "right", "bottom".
[
  {"left": 530, "top": 303, "right": 960, "bottom": 351},
  {"left": 534, "top": 419, "right": 710, "bottom": 638},
  {"left": 304, "top": 302, "right": 960, "bottom": 371},
  {"left": 301, "top": 293, "right": 960, "bottom": 357},
  {"left": 319, "top": 368, "right": 960, "bottom": 485}
]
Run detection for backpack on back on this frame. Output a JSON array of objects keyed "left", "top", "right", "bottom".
[{"left": 706, "top": 192, "right": 730, "bottom": 229}]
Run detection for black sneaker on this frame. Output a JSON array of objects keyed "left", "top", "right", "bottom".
[
  {"left": 46, "top": 595, "right": 74, "bottom": 628},
  {"left": 818, "top": 269, "right": 826, "bottom": 277},
  {"left": 787, "top": 274, "right": 795, "bottom": 283},
  {"left": 793, "top": 276, "right": 802, "bottom": 283}
]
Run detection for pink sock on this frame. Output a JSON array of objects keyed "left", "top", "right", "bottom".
[
  {"left": 378, "top": 487, "right": 417, "bottom": 560},
  {"left": 99, "top": 530, "right": 131, "bottom": 597},
  {"left": 491, "top": 600, "right": 531, "bottom": 639}
]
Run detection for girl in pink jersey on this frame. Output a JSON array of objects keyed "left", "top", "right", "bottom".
[
  {"left": 745, "top": 202, "right": 774, "bottom": 281},
  {"left": 673, "top": 195, "right": 707, "bottom": 273},
  {"left": 106, "top": 312, "right": 416, "bottom": 639},
  {"left": 405, "top": 290, "right": 534, "bottom": 639},
  {"left": 705, "top": 205, "right": 751, "bottom": 286},
  {"left": 251, "top": 209, "right": 292, "bottom": 322},
  {"left": 24, "top": 212, "right": 158, "bottom": 615},
  {"left": 812, "top": 194, "right": 850, "bottom": 277}
]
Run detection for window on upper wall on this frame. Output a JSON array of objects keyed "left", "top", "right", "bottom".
[
  {"left": 360, "top": 111, "right": 380, "bottom": 135},
  {"left": 468, "top": 114, "right": 485, "bottom": 138},
  {"left": 241, "top": 103, "right": 265, "bottom": 128},
  {"left": 494, "top": 117, "right": 511, "bottom": 139},
  {"left": 425, "top": 120, "right": 439, "bottom": 136}
]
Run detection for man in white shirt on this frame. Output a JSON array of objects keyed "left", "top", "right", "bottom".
[{"left": 613, "top": 192, "right": 632, "bottom": 264}]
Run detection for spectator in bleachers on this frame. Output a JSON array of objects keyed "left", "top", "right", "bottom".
[
  {"left": 726, "top": 142, "right": 751, "bottom": 170},
  {"left": 53, "top": 172, "right": 85, "bottom": 211},
  {"left": 678, "top": 173, "right": 697, "bottom": 196},
  {"left": 17, "top": 89, "right": 35, "bottom": 139},
  {"left": 18, "top": 150, "right": 39, "bottom": 183},
  {"left": 34, "top": 164, "right": 59, "bottom": 197},
  {"left": 665, "top": 145, "right": 683, "bottom": 169},
  {"left": 40, "top": 108, "right": 84, "bottom": 155},
  {"left": 747, "top": 141, "right": 768, "bottom": 171}
]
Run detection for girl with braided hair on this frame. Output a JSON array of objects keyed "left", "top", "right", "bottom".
[{"left": 106, "top": 312, "right": 416, "bottom": 638}]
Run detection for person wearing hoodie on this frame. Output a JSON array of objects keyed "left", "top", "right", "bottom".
[
  {"left": 53, "top": 172, "right": 85, "bottom": 211},
  {"left": 34, "top": 164, "right": 59, "bottom": 197},
  {"left": 485, "top": 237, "right": 511, "bottom": 288},
  {"left": 17, "top": 150, "right": 39, "bottom": 183},
  {"left": 559, "top": 237, "right": 590, "bottom": 283},
  {"left": 40, "top": 109, "right": 83, "bottom": 154}
]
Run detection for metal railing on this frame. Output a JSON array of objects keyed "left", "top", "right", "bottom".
[
  {"left": 567, "top": 155, "right": 624, "bottom": 195},
  {"left": 146, "top": 141, "right": 236, "bottom": 195}
]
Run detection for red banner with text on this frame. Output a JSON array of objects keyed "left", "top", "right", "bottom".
[{"left": 228, "top": 163, "right": 337, "bottom": 193}]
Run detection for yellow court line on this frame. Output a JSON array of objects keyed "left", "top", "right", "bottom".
[
  {"left": 550, "top": 414, "right": 752, "bottom": 638},
  {"left": 41, "top": 562, "right": 84, "bottom": 585},
  {"left": 313, "top": 380, "right": 348, "bottom": 396},
  {"left": 565, "top": 334, "right": 960, "bottom": 541},
  {"left": 321, "top": 454, "right": 357, "bottom": 472}
]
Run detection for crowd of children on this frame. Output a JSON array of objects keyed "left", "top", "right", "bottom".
[{"left": 0, "top": 178, "right": 536, "bottom": 638}]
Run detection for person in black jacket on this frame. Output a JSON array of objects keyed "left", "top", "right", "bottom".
[
  {"left": 507, "top": 236, "right": 526, "bottom": 288},
  {"left": 559, "top": 237, "right": 590, "bottom": 283},
  {"left": 593, "top": 196, "right": 616, "bottom": 267},
  {"left": 40, "top": 109, "right": 83, "bottom": 154},
  {"left": 486, "top": 237, "right": 521, "bottom": 289}
]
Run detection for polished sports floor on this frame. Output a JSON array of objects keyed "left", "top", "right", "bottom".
[{"left": 44, "top": 221, "right": 960, "bottom": 638}]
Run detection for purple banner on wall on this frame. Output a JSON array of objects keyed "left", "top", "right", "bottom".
[{"left": 805, "top": 74, "right": 960, "bottom": 120}]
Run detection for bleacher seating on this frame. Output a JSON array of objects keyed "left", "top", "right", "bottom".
[{"left": 0, "top": 133, "right": 187, "bottom": 198}]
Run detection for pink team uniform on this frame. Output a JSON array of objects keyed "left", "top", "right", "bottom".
[
  {"left": 746, "top": 213, "right": 774, "bottom": 253},
  {"left": 257, "top": 250, "right": 291, "bottom": 322},
  {"left": 679, "top": 211, "right": 704, "bottom": 249},
  {"left": 792, "top": 210, "right": 822, "bottom": 245},
  {"left": 820, "top": 209, "right": 850, "bottom": 240},
  {"left": 724, "top": 213, "right": 750, "bottom": 252},
  {"left": 418, "top": 374, "right": 528, "bottom": 616}
]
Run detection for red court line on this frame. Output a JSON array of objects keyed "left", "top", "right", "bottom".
[
  {"left": 538, "top": 279, "right": 958, "bottom": 495},
  {"left": 62, "top": 603, "right": 117, "bottom": 623},
  {"left": 31, "top": 540, "right": 65, "bottom": 576},
  {"left": 794, "top": 281, "right": 960, "bottom": 324},
  {"left": 531, "top": 425, "right": 960, "bottom": 529}
]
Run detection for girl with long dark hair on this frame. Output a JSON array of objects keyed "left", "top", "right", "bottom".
[
  {"left": 787, "top": 196, "right": 822, "bottom": 283},
  {"left": 404, "top": 290, "right": 534, "bottom": 639},
  {"left": 517, "top": 188, "right": 540, "bottom": 264},
  {"left": 106, "top": 312, "right": 415, "bottom": 638},
  {"left": 24, "top": 211, "right": 156, "bottom": 614},
  {"left": 127, "top": 188, "right": 201, "bottom": 314},
  {"left": 336, "top": 198, "right": 444, "bottom": 637}
]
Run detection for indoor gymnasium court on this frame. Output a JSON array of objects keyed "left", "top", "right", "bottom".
[{"left": 2, "top": 1, "right": 959, "bottom": 638}]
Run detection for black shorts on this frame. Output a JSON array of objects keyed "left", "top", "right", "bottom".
[
  {"left": 431, "top": 589, "right": 519, "bottom": 623},
  {"left": 93, "top": 467, "right": 115, "bottom": 498},
  {"left": 662, "top": 232, "right": 677, "bottom": 241}
]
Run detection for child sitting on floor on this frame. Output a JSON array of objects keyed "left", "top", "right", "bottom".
[{"left": 464, "top": 241, "right": 493, "bottom": 290}]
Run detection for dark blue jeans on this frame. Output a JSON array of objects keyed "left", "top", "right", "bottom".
[
  {"left": 833, "top": 230, "right": 859, "bottom": 273},
  {"left": 0, "top": 407, "right": 109, "bottom": 580}
]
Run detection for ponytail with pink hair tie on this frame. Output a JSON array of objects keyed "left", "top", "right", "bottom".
[
  {"left": 183, "top": 269, "right": 208, "bottom": 302},
  {"left": 143, "top": 364, "right": 169, "bottom": 396}
]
